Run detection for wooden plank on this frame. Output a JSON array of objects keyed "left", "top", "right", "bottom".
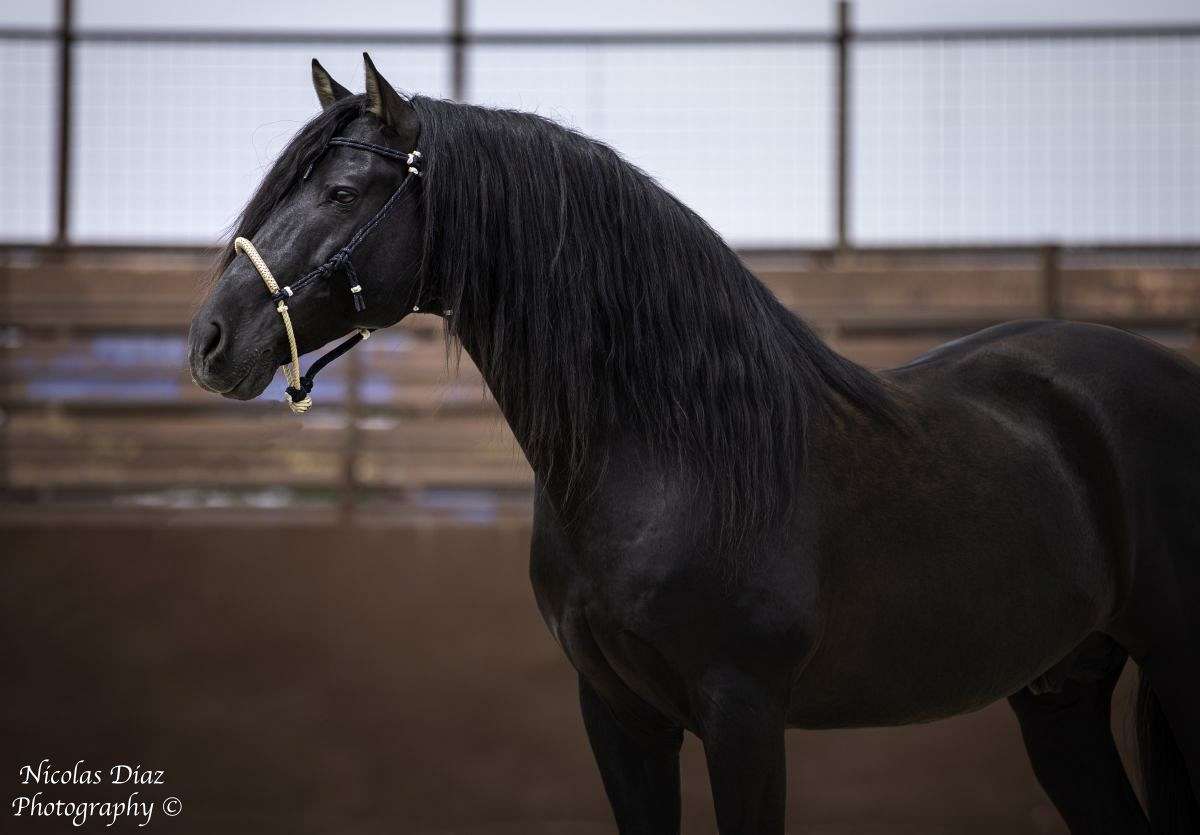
[
  {"left": 5, "top": 411, "right": 531, "bottom": 490},
  {"left": 356, "top": 413, "right": 529, "bottom": 488},
  {"left": 761, "top": 269, "right": 1044, "bottom": 319},
  {"left": 0, "top": 330, "right": 487, "bottom": 412},
  {"left": 832, "top": 332, "right": 1200, "bottom": 371},
  {"left": 6, "top": 260, "right": 1200, "bottom": 332},
  {"left": 5, "top": 255, "right": 1199, "bottom": 499},
  {"left": 0, "top": 259, "right": 446, "bottom": 337},
  {"left": 6, "top": 412, "right": 344, "bottom": 488},
  {"left": 759, "top": 267, "right": 1200, "bottom": 323},
  {"left": 1060, "top": 268, "right": 1200, "bottom": 318},
  {"left": 2, "top": 263, "right": 206, "bottom": 330}
]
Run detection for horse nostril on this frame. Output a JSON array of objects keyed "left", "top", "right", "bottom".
[{"left": 201, "top": 321, "right": 224, "bottom": 363}]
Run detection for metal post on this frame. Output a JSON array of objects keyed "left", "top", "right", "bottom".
[
  {"left": 54, "top": 0, "right": 74, "bottom": 247},
  {"left": 1040, "top": 243, "right": 1061, "bottom": 318},
  {"left": 340, "top": 348, "right": 363, "bottom": 523},
  {"left": 450, "top": 0, "right": 467, "bottom": 100},
  {"left": 834, "top": 0, "right": 851, "bottom": 252}
]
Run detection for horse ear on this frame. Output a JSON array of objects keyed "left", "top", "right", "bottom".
[
  {"left": 362, "top": 52, "right": 419, "bottom": 149},
  {"left": 311, "top": 58, "right": 351, "bottom": 110}
]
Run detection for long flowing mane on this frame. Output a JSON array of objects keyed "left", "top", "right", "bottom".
[
  {"left": 410, "top": 96, "right": 899, "bottom": 549},
  {"left": 217, "top": 94, "right": 899, "bottom": 550}
]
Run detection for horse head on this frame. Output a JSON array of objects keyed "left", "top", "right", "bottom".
[{"left": 188, "top": 54, "right": 426, "bottom": 402}]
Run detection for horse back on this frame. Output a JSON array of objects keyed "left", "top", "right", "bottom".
[{"left": 792, "top": 320, "right": 1200, "bottom": 726}]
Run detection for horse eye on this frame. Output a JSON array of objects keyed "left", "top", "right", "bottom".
[{"left": 330, "top": 187, "right": 358, "bottom": 205}]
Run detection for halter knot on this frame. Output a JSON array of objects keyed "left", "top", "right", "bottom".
[{"left": 327, "top": 249, "right": 367, "bottom": 311}]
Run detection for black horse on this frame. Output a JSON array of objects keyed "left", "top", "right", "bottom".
[{"left": 189, "top": 56, "right": 1200, "bottom": 834}]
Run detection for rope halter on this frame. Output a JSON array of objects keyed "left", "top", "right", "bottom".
[
  {"left": 234, "top": 237, "right": 366, "bottom": 414},
  {"left": 229, "top": 139, "right": 422, "bottom": 414}
]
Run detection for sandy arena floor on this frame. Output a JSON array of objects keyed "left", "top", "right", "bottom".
[{"left": 4, "top": 522, "right": 1137, "bottom": 833}]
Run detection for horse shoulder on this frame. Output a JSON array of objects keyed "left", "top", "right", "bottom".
[{"left": 530, "top": 467, "right": 822, "bottom": 727}]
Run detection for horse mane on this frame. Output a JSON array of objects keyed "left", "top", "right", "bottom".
[
  {"left": 214, "top": 92, "right": 898, "bottom": 551},
  {"left": 410, "top": 96, "right": 899, "bottom": 551}
]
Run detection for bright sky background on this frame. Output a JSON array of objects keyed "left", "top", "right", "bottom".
[{"left": 1, "top": 1, "right": 1198, "bottom": 245}]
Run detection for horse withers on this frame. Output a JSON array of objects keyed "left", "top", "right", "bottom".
[{"left": 188, "top": 55, "right": 1200, "bottom": 834}]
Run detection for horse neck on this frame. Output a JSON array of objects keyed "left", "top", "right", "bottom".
[
  {"left": 453, "top": 330, "right": 569, "bottom": 475},
  {"left": 449, "top": 264, "right": 876, "bottom": 492}
]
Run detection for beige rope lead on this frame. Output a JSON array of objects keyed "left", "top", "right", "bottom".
[{"left": 234, "top": 236, "right": 312, "bottom": 414}]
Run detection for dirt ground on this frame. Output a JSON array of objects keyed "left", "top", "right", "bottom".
[{"left": 2, "top": 521, "right": 1139, "bottom": 834}]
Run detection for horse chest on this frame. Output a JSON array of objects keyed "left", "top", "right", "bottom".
[
  {"left": 529, "top": 515, "right": 820, "bottom": 730},
  {"left": 533, "top": 546, "right": 677, "bottom": 693},
  {"left": 528, "top": 518, "right": 713, "bottom": 726}
]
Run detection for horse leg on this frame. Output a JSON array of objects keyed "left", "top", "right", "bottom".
[
  {"left": 579, "top": 675, "right": 683, "bottom": 835},
  {"left": 1138, "top": 642, "right": 1200, "bottom": 832},
  {"left": 1007, "top": 636, "right": 1148, "bottom": 835},
  {"left": 1122, "top": 532, "right": 1200, "bottom": 831},
  {"left": 696, "top": 669, "right": 788, "bottom": 835}
]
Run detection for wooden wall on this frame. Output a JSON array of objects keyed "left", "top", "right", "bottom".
[{"left": 3, "top": 250, "right": 1198, "bottom": 518}]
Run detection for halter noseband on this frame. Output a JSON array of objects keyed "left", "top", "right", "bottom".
[{"left": 233, "top": 137, "right": 422, "bottom": 414}]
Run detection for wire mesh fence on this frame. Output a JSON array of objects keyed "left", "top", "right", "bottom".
[
  {"left": 1, "top": 3, "right": 1198, "bottom": 248},
  {"left": 853, "top": 34, "right": 1200, "bottom": 244},
  {"left": 0, "top": 38, "right": 57, "bottom": 242},
  {"left": 469, "top": 42, "right": 833, "bottom": 245},
  {"left": 69, "top": 42, "right": 450, "bottom": 242}
]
